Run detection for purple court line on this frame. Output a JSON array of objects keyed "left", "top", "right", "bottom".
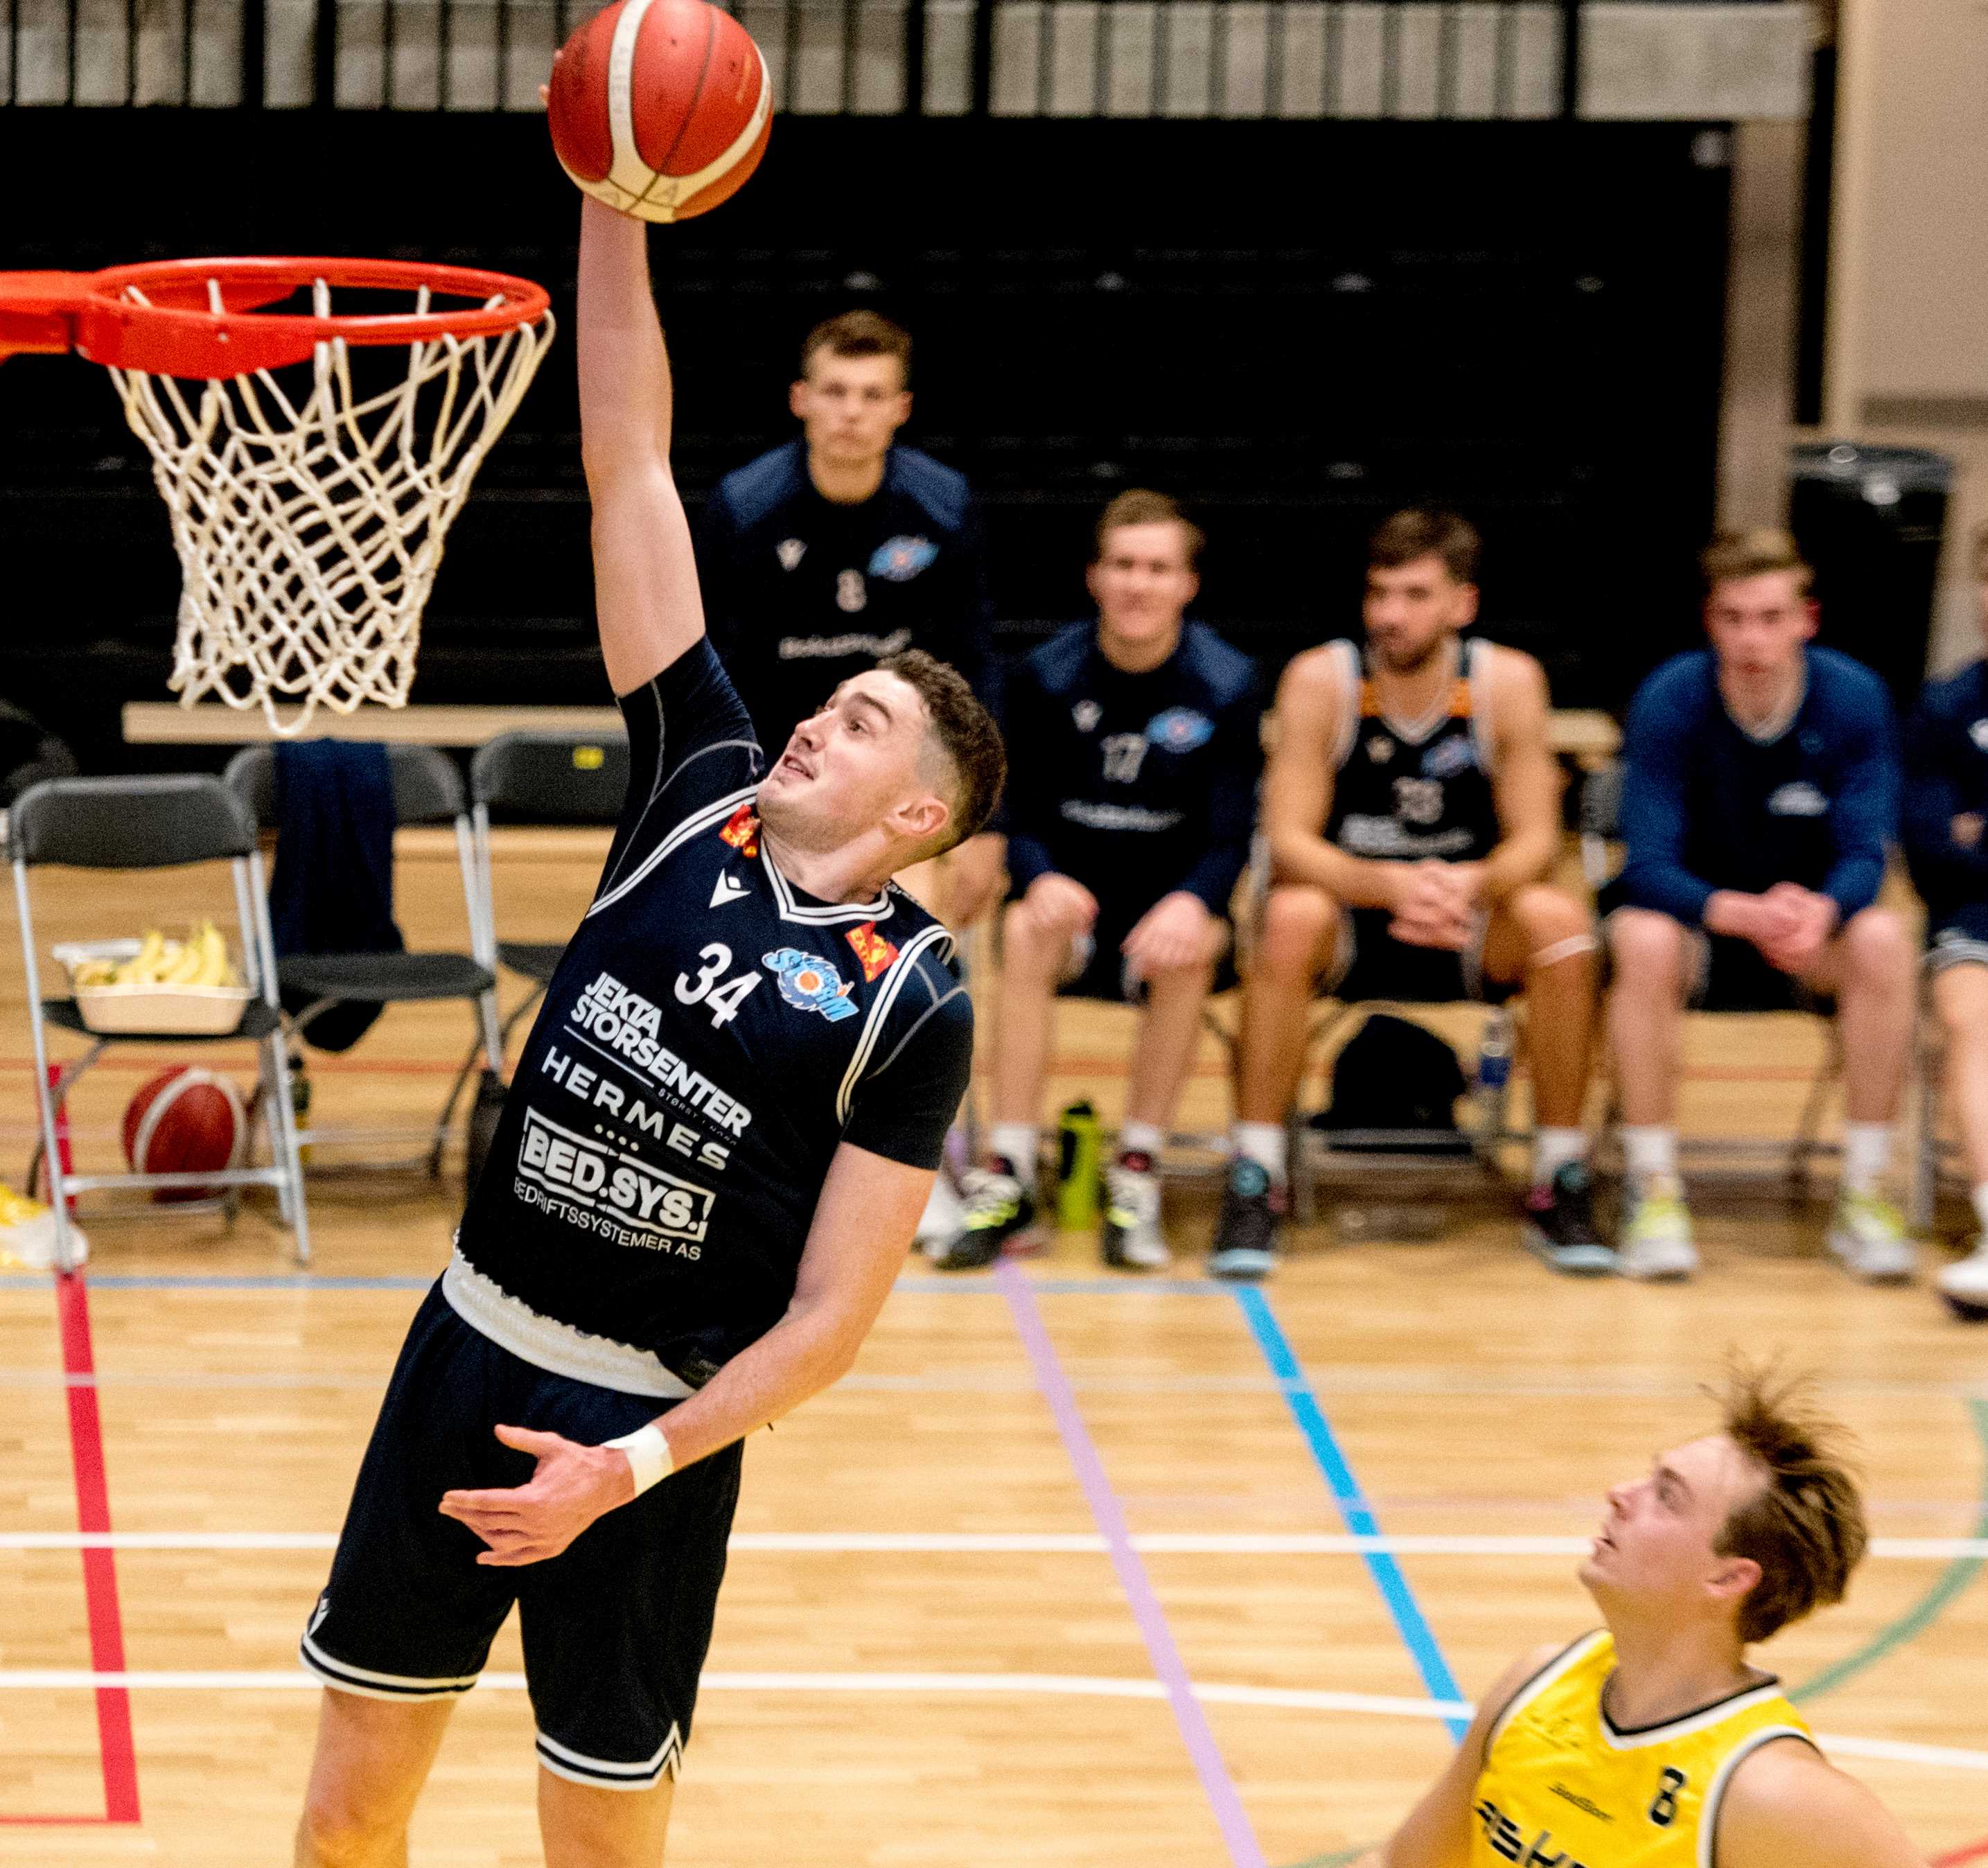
[{"left": 994, "top": 1260, "right": 1268, "bottom": 1868}]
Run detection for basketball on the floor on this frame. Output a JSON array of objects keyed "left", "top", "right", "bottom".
[
  {"left": 547, "top": 0, "right": 771, "bottom": 224},
  {"left": 122, "top": 1066, "right": 247, "bottom": 1203}
]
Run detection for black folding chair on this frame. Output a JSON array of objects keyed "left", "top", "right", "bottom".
[
  {"left": 10, "top": 774, "right": 310, "bottom": 1265},
  {"left": 225, "top": 744, "right": 501, "bottom": 1178},
  {"left": 444, "top": 729, "right": 631, "bottom": 1185}
]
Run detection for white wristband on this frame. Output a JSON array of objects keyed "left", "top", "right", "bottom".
[{"left": 603, "top": 1423, "right": 672, "bottom": 1497}]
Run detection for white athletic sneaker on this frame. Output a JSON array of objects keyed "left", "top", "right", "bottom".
[
  {"left": 1825, "top": 1192, "right": 1916, "bottom": 1285},
  {"left": 1101, "top": 1157, "right": 1170, "bottom": 1271},
  {"left": 914, "top": 1170, "right": 966, "bottom": 1256},
  {"left": 0, "top": 1182, "right": 87, "bottom": 1270},
  {"left": 1937, "top": 1237, "right": 1988, "bottom": 1322},
  {"left": 1618, "top": 1185, "right": 1698, "bottom": 1283}
]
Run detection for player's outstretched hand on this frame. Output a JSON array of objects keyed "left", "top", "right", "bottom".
[{"left": 438, "top": 1423, "right": 639, "bottom": 1567}]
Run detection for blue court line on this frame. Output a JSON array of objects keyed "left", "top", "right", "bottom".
[{"left": 1230, "top": 1285, "right": 1469, "bottom": 1743}]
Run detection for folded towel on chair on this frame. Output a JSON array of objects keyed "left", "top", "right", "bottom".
[{"left": 269, "top": 740, "right": 405, "bottom": 1052}]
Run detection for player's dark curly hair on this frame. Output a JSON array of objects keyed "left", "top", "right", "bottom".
[
  {"left": 1711, "top": 1358, "right": 1868, "bottom": 1645},
  {"left": 877, "top": 650, "right": 1005, "bottom": 856}
]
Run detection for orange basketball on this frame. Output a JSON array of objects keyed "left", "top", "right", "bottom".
[
  {"left": 122, "top": 1066, "right": 247, "bottom": 1204},
  {"left": 547, "top": 0, "right": 771, "bottom": 224}
]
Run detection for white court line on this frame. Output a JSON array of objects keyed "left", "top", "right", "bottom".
[
  {"left": 1, "top": 1531, "right": 1984, "bottom": 1558},
  {"left": 0, "top": 1667, "right": 1976, "bottom": 1774}
]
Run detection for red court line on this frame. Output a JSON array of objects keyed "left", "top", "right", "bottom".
[
  {"left": 1933, "top": 1837, "right": 1988, "bottom": 1867},
  {"left": 0, "top": 1273, "right": 141, "bottom": 1826}
]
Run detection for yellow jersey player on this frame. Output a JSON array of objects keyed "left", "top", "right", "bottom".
[{"left": 1356, "top": 1366, "right": 1925, "bottom": 1868}]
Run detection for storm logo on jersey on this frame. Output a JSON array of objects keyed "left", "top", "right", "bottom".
[{"left": 763, "top": 949, "right": 859, "bottom": 1021}]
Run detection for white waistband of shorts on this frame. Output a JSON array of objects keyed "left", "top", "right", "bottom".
[{"left": 442, "top": 1251, "right": 695, "bottom": 1401}]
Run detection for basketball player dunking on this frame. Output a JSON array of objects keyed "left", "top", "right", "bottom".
[
  {"left": 1356, "top": 1366, "right": 1924, "bottom": 1867},
  {"left": 290, "top": 197, "right": 1003, "bottom": 1865}
]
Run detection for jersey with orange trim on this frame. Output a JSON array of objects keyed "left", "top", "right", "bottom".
[
  {"left": 1321, "top": 635, "right": 1501, "bottom": 864},
  {"left": 1471, "top": 1630, "right": 1814, "bottom": 1868}
]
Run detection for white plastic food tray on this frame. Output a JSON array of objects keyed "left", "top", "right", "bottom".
[{"left": 53, "top": 941, "right": 254, "bottom": 1037}]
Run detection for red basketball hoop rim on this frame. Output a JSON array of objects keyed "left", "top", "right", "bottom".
[{"left": 0, "top": 256, "right": 552, "bottom": 378}]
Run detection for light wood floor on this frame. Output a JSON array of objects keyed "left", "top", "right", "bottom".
[{"left": 0, "top": 836, "right": 1983, "bottom": 1865}]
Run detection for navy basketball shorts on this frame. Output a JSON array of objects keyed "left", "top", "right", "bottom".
[
  {"left": 301, "top": 1282, "right": 741, "bottom": 1790},
  {"left": 1323, "top": 906, "right": 1518, "bottom": 1007},
  {"left": 1053, "top": 898, "right": 1238, "bottom": 1005},
  {"left": 1927, "top": 901, "right": 1988, "bottom": 974}
]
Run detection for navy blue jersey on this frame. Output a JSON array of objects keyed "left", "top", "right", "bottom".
[
  {"left": 1321, "top": 637, "right": 1502, "bottom": 863},
  {"left": 452, "top": 640, "right": 972, "bottom": 1395},
  {"left": 1613, "top": 646, "right": 1899, "bottom": 927},
  {"left": 696, "top": 439, "right": 996, "bottom": 750},
  {"left": 1904, "top": 658, "right": 1988, "bottom": 916},
  {"left": 1001, "top": 620, "right": 1262, "bottom": 917}
]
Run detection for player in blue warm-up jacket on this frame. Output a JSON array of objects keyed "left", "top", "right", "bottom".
[{"left": 1604, "top": 530, "right": 1912, "bottom": 1285}]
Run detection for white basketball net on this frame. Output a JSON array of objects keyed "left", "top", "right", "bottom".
[{"left": 107, "top": 276, "right": 556, "bottom": 737}]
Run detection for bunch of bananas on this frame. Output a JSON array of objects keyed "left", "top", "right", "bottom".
[{"left": 73, "top": 922, "right": 241, "bottom": 990}]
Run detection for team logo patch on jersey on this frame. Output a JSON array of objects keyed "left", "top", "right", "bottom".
[
  {"left": 763, "top": 949, "right": 859, "bottom": 1021},
  {"left": 719, "top": 805, "right": 762, "bottom": 857},
  {"left": 1072, "top": 699, "right": 1102, "bottom": 733},
  {"left": 846, "top": 922, "right": 899, "bottom": 983},
  {"left": 1767, "top": 780, "right": 1829, "bottom": 816},
  {"left": 1423, "top": 734, "right": 1476, "bottom": 779},
  {"left": 868, "top": 535, "right": 938, "bottom": 582},
  {"left": 1145, "top": 707, "right": 1214, "bottom": 752},
  {"left": 777, "top": 538, "right": 807, "bottom": 571}
]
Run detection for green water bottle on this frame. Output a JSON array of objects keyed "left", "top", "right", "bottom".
[{"left": 1055, "top": 1101, "right": 1101, "bottom": 1231}]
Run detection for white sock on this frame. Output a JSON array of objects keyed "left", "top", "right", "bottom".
[
  {"left": 1531, "top": 1127, "right": 1587, "bottom": 1188},
  {"left": 989, "top": 1125, "right": 1040, "bottom": 1179},
  {"left": 1118, "top": 1120, "right": 1165, "bottom": 1162},
  {"left": 1842, "top": 1122, "right": 1892, "bottom": 1197},
  {"left": 1231, "top": 1120, "right": 1288, "bottom": 1183},
  {"left": 1621, "top": 1125, "right": 1678, "bottom": 1191}
]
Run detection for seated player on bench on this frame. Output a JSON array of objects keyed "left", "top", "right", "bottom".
[
  {"left": 931, "top": 490, "right": 1261, "bottom": 1272},
  {"left": 1903, "top": 518, "right": 1988, "bottom": 1321},
  {"left": 1213, "top": 508, "right": 1605, "bottom": 1281},
  {"left": 1355, "top": 1366, "right": 1923, "bottom": 1868},
  {"left": 1603, "top": 529, "right": 1912, "bottom": 1284},
  {"left": 696, "top": 308, "right": 1005, "bottom": 930}
]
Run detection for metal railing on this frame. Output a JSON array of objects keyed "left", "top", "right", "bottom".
[{"left": 3, "top": 0, "right": 1592, "bottom": 117}]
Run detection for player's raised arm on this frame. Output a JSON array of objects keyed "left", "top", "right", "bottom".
[{"left": 576, "top": 195, "right": 706, "bottom": 695}]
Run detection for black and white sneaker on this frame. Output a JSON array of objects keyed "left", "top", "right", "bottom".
[
  {"left": 930, "top": 1161, "right": 1035, "bottom": 1271},
  {"left": 1521, "top": 1161, "right": 1616, "bottom": 1277},
  {"left": 1102, "top": 1152, "right": 1170, "bottom": 1271},
  {"left": 1209, "top": 1158, "right": 1284, "bottom": 1281}
]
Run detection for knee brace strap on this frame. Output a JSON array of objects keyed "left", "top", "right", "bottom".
[{"left": 1532, "top": 932, "right": 1600, "bottom": 970}]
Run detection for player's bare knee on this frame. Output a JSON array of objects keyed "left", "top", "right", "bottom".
[
  {"left": 1511, "top": 883, "right": 1585, "bottom": 945},
  {"left": 1607, "top": 908, "right": 1684, "bottom": 992},
  {"left": 999, "top": 900, "right": 1062, "bottom": 975},
  {"left": 1842, "top": 907, "right": 1909, "bottom": 986},
  {"left": 1258, "top": 885, "right": 1332, "bottom": 978},
  {"left": 1935, "top": 971, "right": 1988, "bottom": 1043},
  {"left": 297, "top": 1785, "right": 403, "bottom": 1867}
]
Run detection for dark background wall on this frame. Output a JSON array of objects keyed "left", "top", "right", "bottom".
[{"left": 0, "top": 109, "right": 1731, "bottom": 769}]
